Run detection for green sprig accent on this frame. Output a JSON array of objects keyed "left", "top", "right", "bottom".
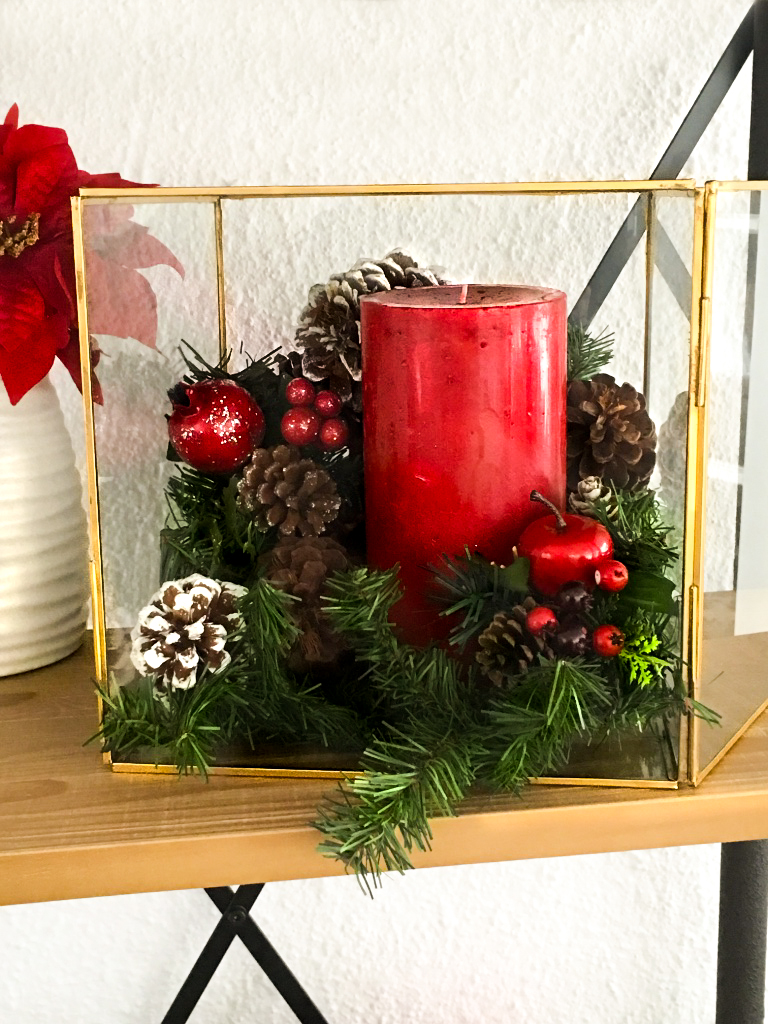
[{"left": 567, "top": 323, "right": 614, "bottom": 380}]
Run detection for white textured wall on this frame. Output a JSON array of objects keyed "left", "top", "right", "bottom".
[{"left": 1, "top": 0, "right": 757, "bottom": 1021}]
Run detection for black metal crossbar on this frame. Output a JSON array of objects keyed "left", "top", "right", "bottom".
[
  {"left": 161, "top": 5, "right": 768, "bottom": 1023},
  {"left": 569, "top": 4, "right": 755, "bottom": 328},
  {"left": 161, "top": 884, "right": 329, "bottom": 1024}
]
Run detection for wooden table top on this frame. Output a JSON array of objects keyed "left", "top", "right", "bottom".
[{"left": 1, "top": 643, "right": 768, "bottom": 907}]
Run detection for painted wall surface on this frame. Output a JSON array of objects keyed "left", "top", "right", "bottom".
[{"left": 0, "top": 0, "right": 758, "bottom": 1021}]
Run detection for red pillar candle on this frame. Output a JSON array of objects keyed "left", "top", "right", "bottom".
[{"left": 361, "top": 284, "right": 567, "bottom": 646}]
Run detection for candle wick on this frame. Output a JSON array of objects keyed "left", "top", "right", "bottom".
[{"left": 458, "top": 284, "right": 469, "bottom": 305}]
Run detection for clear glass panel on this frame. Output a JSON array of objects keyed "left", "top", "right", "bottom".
[
  {"left": 82, "top": 201, "right": 220, "bottom": 630},
  {"left": 79, "top": 187, "right": 695, "bottom": 779},
  {"left": 699, "top": 187, "right": 768, "bottom": 773}
]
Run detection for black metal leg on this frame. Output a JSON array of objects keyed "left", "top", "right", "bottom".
[
  {"left": 162, "top": 885, "right": 330, "bottom": 1024},
  {"left": 161, "top": 884, "right": 264, "bottom": 1024},
  {"left": 206, "top": 888, "right": 330, "bottom": 1024},
  {"left": 716, "top": 841, "right": 768, "bottom": 1024}
]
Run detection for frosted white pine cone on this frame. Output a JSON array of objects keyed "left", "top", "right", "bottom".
[
  {"left": 568, "top": 475, "right": 617, "bottom": 518},
  {"left": 130, "top": 574, "right": 246, "bottom": 692}
]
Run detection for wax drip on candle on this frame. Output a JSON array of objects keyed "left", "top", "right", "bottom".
[{"left": 458, "top": 284, "right": 468, "bottom": 305}]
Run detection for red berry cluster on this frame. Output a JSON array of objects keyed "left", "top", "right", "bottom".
[
  {"left": 525, "top": 577, "right": 626, "bottom": 659},
  {"left": 281, "top": 378, "right": 349, "bottom": 451}
]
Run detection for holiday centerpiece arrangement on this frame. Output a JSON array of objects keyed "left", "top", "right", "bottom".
[{"left": 89, "top": 242, "right": 717, "bottom": 890}]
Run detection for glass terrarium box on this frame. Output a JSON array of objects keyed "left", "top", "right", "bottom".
[{"left": 70, "top": 180, "right": 765, "bottom": 791}]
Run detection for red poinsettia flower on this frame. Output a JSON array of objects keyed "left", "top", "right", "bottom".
[{"left": 0, "top": 104, "right": 183, "bottom": 404}]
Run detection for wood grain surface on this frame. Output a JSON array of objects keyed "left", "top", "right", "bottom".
[{"left": 1, "top": 643, "right": 768, "bottom": 906}]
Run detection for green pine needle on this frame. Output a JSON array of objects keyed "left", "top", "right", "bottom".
[{"left": 567, "top": 323, "right": 615, "bottom": 380}]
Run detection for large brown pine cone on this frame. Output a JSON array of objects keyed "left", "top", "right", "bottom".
[
  {"left": 266, "top": 535, "right": 350, "bottom": 670},
  {"left": 237, "top": 445, "right": 341, "bottom": 537},
  {"left": 476, "top": 599, "right": 554, "bottom": 686},
  {"left": 295, "top": 249, "right": 448, "bottom": 404},
  {"left": 566, "top": 373, "right": 657, "bottom": 494}
]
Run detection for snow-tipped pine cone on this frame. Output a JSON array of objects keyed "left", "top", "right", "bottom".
[
  {"left": 130, "top": 574, "right": 245, "bottom": 691},
  {"left": 295, "top": 249, "right": 448, "bottom": 404}
]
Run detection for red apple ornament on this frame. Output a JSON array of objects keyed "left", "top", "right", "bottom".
[
  {"left": 517, "top": 490, "right": 613, "bottom": 596},
  {"left": 595, "top": 559, "right": 629, "bottom": 592},
  {"left": 168, "top": 379, "right": 265, "bottom": 474}
]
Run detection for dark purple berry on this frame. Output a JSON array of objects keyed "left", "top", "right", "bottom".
[
  {"left": 553, "top": 622, "right": 590, "bottom": 658},
  {"left": 556, "top": 581, "right": 593, "bottom": 616}
]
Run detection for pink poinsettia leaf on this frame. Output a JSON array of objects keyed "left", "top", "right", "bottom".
[
  {"left": 56, "top": 328, "right": 103, "bottom": 404},
  {"left": 95, "top": 220, "right": 185, "bottom": 277},
  {"left": 0, "top": 273, "right": 46, "bottom": 352},
  {"left": 85, "top": 250, "right": 158, "bottom": 347},
  {"left": 0, "top": 312, "right": 69, "bottom": 404}
]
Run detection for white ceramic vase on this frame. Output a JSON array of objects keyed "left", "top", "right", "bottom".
[{"left": 0, "top": 376, "right": 88, "bottom": 676}]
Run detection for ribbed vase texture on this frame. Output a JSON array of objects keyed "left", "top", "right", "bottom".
[{"left": 0, "top": 377, "right": 88, "bottom": 676}]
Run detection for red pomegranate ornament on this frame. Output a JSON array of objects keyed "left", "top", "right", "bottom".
[
  {"left": 168, "top": 379, "right": 265, "bottom": 474},
  {"left": 517, "top": 490, "right": 613, "bottom": 596},
  {"left": 592, "top": 624, "right": 625, "bottom": 657},
  {"left": 595, "top": 559, "right": 629, "bottom": 592}
]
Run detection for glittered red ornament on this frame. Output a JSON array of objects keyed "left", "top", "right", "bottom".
[
  {"left": 526, "top": 606, "right": 557, "bottom": 636},
  {"left": 517, "top": 490, "right": 613, "bottom": 596},
  {"left": 168, "top": 378, "right": 265, "bottom": 474},
  {"left": 593, "top": 624, "right": 625, "bottom": 657},
  {"left": 281, "top": 407, "right": 321, "bottom": 446},
  {"left": 318, "top": 417, "right": 350, "bottom": 451},
  {"left": 595, "top": 559, "right": 629, "bottom": 592},
  {"left": 314, "top": 390, "right": 343, "bottom": 418},
  {"left": 286, "top": 378, "right": 316, "bottom": 406}
]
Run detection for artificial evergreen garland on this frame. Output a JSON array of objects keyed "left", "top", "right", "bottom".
[{"left": 94, "top": 272, "right": 718, "bottom": 892}]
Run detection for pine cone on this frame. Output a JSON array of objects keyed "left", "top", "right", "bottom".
[
  {"left": 238, "top": 445, "right": 341, "bottom": 537},
  {"left": 568, "top": 475, "right": 617, "bottom": 518},
  {"left": 476, "top": 599, "right": 554, "bottom": 686},
  {"left": 266, "top": 535, "right": 350, "bottom": 670},
  {"left": 295, "top": 249, "right": 448, "bottom": 404},
  {"left": 567, "top": 373, "right": 657, "bottom": 494},
  {"left": 130, "top": 574, "right": 245, "bottom": 691}
]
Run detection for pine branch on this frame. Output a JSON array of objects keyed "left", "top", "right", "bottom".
[
  {"left": 314, "top": 725, "right": 480, "bottom": 894},
  {"left": 478, "top": 659, "right": 613, "bottom": 790},
  {"left": 589, "top": 487, "right": 678, "bottom": 575},
  {"left": 162, "top": 467, "right": 275, "bottom": 585},
  {"left": 429, "top": 551, "right": 530, "bottom": 649},
  {"left": 567, "top": 324, "right": 614, "bottom": 381}
]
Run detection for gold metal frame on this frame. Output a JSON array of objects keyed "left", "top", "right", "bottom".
[
  {"left": 686, "top": 180, "right": 768, "bottom": 785},
  {"left": 73, "top": 179, "right": 703, "bottom": 786}
]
